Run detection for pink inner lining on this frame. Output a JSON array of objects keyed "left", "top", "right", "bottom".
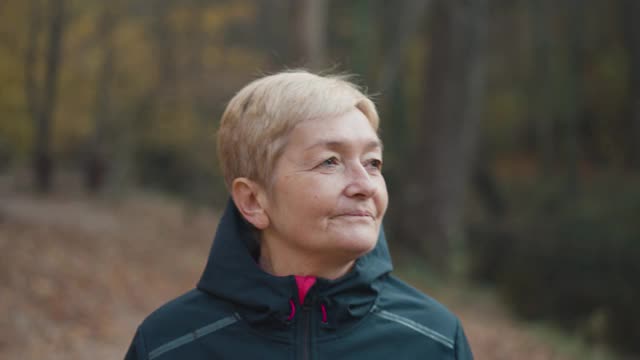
[
  {"left": 287, "top": 299, "right": 296, "bottom": 321},
  {"left": 320, "top": 303, "right": 327, "bottom": 323},
  {"left": 295, "top": 275, "right": 317, "bottom": 305}
]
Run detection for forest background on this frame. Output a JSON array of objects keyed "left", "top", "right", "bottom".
[{"left": 0, "top": 0, "right": 638, "bottom": 358}]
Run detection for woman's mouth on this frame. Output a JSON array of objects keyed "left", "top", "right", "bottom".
[{"left": 333, "top": 210, "right": 374, "bottom": 219}]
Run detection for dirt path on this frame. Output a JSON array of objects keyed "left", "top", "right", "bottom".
[{"left": 0, "top": 190, "right": 584, "bottom": 359}]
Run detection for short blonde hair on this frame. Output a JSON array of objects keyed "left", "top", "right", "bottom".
[{"left": 216, "top": 70, "right": 379, "bottom": 189}]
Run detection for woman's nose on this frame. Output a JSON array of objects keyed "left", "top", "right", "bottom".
[{"left": 344, "top": 163, "right": 377, "bottom": 198}]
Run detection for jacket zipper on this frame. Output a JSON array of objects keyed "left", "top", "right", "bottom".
[{"left": 300, "top": 300, "right": 312, "bottom": 360}]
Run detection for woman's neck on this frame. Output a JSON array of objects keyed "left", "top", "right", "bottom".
[{"left": 258, "top": 240, "right": 354, "bottom": 280}]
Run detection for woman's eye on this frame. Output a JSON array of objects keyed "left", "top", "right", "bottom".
[
  {"left": 367, "top": 159, "right": 383, "bottom": 171},
  {"left": 320, "top": 157, "right": 339, "bottom": 167}
]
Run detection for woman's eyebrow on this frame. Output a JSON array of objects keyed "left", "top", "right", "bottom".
[{"left": 303, "top": 138, "right": 383, "bottom": 152}]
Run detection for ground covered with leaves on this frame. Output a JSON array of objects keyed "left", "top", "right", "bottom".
[{"left": 0, "top": 187, "right": 614, "bottom": 359}]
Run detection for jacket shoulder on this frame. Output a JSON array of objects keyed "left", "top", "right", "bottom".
[
  {"left": 133, "top": 289, "right": 239, "bottom": 358},
  {"left": 375, "top": 275, "right": 464, "bottom": 350}
]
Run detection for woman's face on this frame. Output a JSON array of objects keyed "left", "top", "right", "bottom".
[{"left": 262, "top": 109, "right": 388, "bottom": 264}]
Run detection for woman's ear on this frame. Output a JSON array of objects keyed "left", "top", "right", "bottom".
[{"left": 231, "top": 178, "right": 270, "bottom": 230}]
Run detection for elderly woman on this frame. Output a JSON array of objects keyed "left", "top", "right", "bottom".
[{"left": 125, "top": 71, "right": 473, "bottom": 359}]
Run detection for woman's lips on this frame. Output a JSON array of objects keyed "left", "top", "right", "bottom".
[{"left": 332, "top": 210, "right": 374, "bottom": 219}]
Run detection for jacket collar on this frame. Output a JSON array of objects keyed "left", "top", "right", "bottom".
[{"left": 197, "top": 199, "right": 393, "bottom": 329}]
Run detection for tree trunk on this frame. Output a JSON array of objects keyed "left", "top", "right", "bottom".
[
  {"left": 566, "top": 0, "right": 584, "bottom": 193},
  {"left": 151, "top": 0, "right": 179, "bottom": 106},
  {"left": 184, "top": 1, "right": 212, "bottom": 210},
  {"left": 28, "top": 0, "right": 66, "bottom": 193},
  {"left": 397, "top": 0, "right": 488, "bottom": 273},
  {"left": 25, "top": 0, "right": 42, "bottom": 126},
  {"left": 256, "top": 0, "right": 288, "bottom": 69},
  {"left": 376, "top": 0, "right": 431, "bottom": 93},
  {"left": 288, "top": 0, "right": 328, "bottom": 69},
  {"left": 622, "top": 0, "right": 640, "bottom": 168},
  {"left": 86, "top": 4, "right": 118, "bottom": 192},
  {"left": 530, "top": 0, "right": 554, "bottom": 174},
  {"left": 349, "top": 0, "right": 373, "bottom": 78}
]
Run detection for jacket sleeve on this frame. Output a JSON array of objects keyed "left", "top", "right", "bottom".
[
  {"left": 454, "top": 319, "right": 474, "bottom": 360},
  {"left": 124, "top": 328, "right": 148, "bottom": 360}
]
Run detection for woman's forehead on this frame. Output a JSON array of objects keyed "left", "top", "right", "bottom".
[{"left": 287, "top": 110, "right": 381, "bottom": 152}]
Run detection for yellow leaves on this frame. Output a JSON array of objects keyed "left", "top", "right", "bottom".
[
  {"left": 0, "top": 0, "right": 28, "bottom": 53},
  {"left": 0, "top": 110, "right": 31, "bottom": 158},
  {"left": 202, "top": 7, "right": 227, "bottom": 33},
  {"left": 223, "top": 46, "right": 266, "bottom": 70},
  {"left": 52, "top": 97, "right": 92, "bottom": 153},
  {"left": 203, "top": 46, "right": 224, "bottom": 68},
  {"left": 0, "top": 54, "right": 24, "bottom": 107},
  {"left": 112, "top": 21, "right": 154, "bottom": 97},
  {"left": 168, "top": 6, "right": 192, "bottom": 33},
  {"left": 225, "top": 1, "right": 256, "bottom": 22},
  {"left": 63, "top": 10, "right": 97, "bottom": 56},
  {"left": 176, "top": 1, "right": 256, "bottom": 34},
  {"left": 202, "top": 0, "right": 256, "bottom": 33},
  {"left": 0, "top": 0, "right": 267, "bottom": 163},
  {"left": 146, "top": 106, "right": 197, "bottom": 149},
  {"left": 0, "top": 49, "right": 31, "bottom": 157}
]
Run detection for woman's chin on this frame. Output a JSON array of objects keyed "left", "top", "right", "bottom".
[{"left": 332, "top": 229, "right": 379, "bottom": 257}]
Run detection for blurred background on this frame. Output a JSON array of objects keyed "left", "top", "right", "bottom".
[{"left": 1, "top": 0, "right": 639, "bottom": 359}]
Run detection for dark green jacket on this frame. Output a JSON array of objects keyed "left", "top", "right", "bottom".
[{"left": 125, "top": 201, "right": 473, "bottom": 359}]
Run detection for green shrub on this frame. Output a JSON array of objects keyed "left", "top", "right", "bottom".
[{"left": 468, "top": 175, "right": 640, "bottom": 354}]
